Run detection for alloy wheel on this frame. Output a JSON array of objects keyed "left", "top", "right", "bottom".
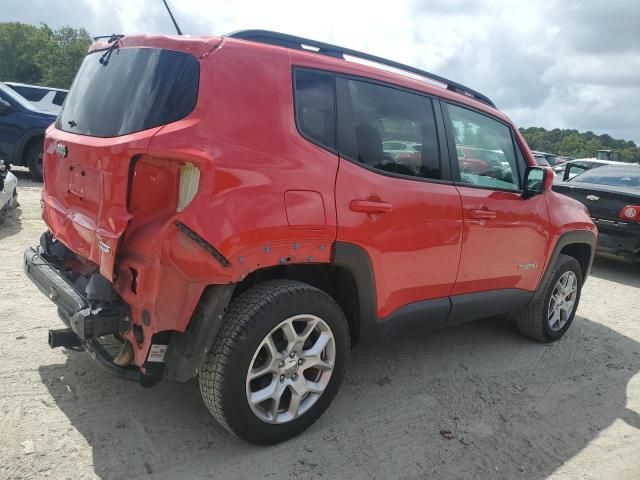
[
  {"left": 245, "top": 314, "right": 335, "bottom": 424},
  {"left": 547, "top": 271, "right": 578, "bottom": 331}
]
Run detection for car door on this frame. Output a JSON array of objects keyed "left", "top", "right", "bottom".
[
  {"left": 334, "top": 76, "right": 463, "bottom": 325},
  {"left": 442, "top": 102, "right": 550, "bottom": 297}
]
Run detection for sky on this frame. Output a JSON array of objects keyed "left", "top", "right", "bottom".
[{"left": 2, "top": 0, "right": 639, "bottom": 143}]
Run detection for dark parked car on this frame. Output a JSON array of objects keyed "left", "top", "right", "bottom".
[
  {"left": 0, "top": 82, "right": 57, "bottom": 181},
  {"left": 553, "top": 164, "right": 640, "bottom": 261}
]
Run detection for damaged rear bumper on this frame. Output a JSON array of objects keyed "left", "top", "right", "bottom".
[{"left": 23, "top": 245, "right": 158, "bottom": 384}]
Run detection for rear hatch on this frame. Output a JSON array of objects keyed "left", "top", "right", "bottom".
[{"left": 42, "top": 42, "right": 201, "bottom": 280}]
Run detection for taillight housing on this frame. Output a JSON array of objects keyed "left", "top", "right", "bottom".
[
  {"left": 619, "top": 205, "right": 640, "bottom": 222},
  {"left": 177, "top": 162, "right": 200, "bottom": 212}
]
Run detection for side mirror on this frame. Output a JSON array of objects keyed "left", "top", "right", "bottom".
[
  {"left": 0, "top": 99, "right": 13, "bottom": 115},
  {"left": 523, "top": 166, "right": 553, "bottom": 198}
]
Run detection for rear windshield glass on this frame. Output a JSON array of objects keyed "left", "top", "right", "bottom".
[
  {"left": 572, "top": 166, "right": 640, "bottom": 189},
  {"left": 57, "top": 47, "right": 199, "bottom": 137}
]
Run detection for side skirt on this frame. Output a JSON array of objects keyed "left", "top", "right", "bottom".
[{"left": 361, "top": 289, "right": 532, "bottom": 341}]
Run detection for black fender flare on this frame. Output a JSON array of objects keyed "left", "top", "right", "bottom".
[
  {"left": 530, "top": 230, "right": 596, "bottom": 304},
  {"left": 331, "top": 242, "right": 378, "bottom": 339},
  {"left": 164, "top": 284, "right": 235, "bottom": 382}
]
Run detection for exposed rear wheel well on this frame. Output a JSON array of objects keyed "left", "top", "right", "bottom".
[
  {"left": 559, "top": 243, "right": 592, "bottom": 280},
  {"left": 232, "top": 264, "right": 361, "bottom": 344}
]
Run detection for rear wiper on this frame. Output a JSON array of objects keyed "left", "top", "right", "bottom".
[{"left": 97, "top": 34, "right": 124, "bottom": 66}]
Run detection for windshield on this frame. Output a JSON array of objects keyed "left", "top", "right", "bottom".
[
  {"left": 572, "top": 166, "right": 640, "bottom": 190},
  {"left": 57, "top": 47, "right": 199, "bottom": 137},
  {"left": 0, "top": 82, "right": 41, "bottom": 111}
]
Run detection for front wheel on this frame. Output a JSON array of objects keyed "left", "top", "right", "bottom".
[
  {"left": 516, "top": 254, "right": 583, "bottom": 342},
  {"left": 199, "top": 280, "right": 350, "bottom": 444}
]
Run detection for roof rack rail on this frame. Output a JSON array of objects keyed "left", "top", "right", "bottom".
[{"left": 226, "top": 29, "right": 496, "bottom": 108}]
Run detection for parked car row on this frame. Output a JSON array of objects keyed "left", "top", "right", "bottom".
[{"left": 531, "top": 150, "right": 572, "bottom": 167}]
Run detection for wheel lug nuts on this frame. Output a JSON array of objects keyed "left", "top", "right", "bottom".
[
  {"left": 298, "top": 359, "right": 303, "bottom": 365},
  {"left": 280, "top": 375, "right": 285, "bottom": 382},
  {"left": 289, "top": 352, "right": 295, "bottom": 358},
  {"left": 292, "top": 373, "right": 297, "bottom": 381},
  {"left": 279, "top": 360, "right": 285, "bottom": 367}
]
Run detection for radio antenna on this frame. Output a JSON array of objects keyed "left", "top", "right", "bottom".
[{"left": 162, "top": 0, "right": 183, "bottom": 35}]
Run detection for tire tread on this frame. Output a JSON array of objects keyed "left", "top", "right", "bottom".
[
  {"left": 515, "top": 253, "right": 581, "bottom": 342},
  {"left": 199, "top": 279, "right": 349, "bottom": 441}
]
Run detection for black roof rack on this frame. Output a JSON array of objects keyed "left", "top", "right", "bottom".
[{"left": 226, "top": 29, "right": 496, "bottom": 108}]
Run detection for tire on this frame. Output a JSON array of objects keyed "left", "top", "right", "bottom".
[
  {"left": 516, "top": 254, "right": 583, "bottom": 342},
  {"left": 26, "top": 142, "right": 44, "bottom": 182},
  {"left": 199, "top": 279, "right": 350, "bottom": 444}
]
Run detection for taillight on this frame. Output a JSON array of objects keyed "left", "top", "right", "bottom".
[
  {"left": 177, "top": 163, "right": 200, "bottom": 212},
  {"left": 619, "top": 205, "right": 640, "bottom": 222}
]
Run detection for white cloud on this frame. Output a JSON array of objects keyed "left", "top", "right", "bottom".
[{"left": 2, "top": 0, "right": 639, "bottom": 143}]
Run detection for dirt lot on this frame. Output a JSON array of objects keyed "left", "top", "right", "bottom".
[{"left": 1, "top": 172, "right": 639, "bottom": 480}]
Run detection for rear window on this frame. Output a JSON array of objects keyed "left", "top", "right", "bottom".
[
  {"left": 57, "top": 47, "right": 199, "bottom": 137},
  {"left": 52, "top": 91, "right": 67, "bottom": 106},
  {"left": 572, "top": 166, "right": 640, "bottom": 189},
  {"left": 294, "top": 69, "right": 336, "bottom": 150}
]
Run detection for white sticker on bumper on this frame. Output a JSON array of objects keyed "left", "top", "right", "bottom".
[{"left": 148, "top": 344, "right": 168, "bottom": 363}]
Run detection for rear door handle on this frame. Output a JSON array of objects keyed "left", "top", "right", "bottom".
[
  {"left": 468, "top": 208, "right": 496, "bottom": 219},
  {"left": 350, "top": 199, "right": 393, "bottom": 214}
]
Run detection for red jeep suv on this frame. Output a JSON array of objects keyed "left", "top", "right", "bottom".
[{"left": 25, "top": 30, "right": 597, "bottom": 444}]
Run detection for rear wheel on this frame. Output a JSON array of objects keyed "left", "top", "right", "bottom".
[
  {"left": 26, "top": 143, "right": 44, "bottom": 182},
  {"left": 516, "top": 254, "right": 582, "bottom": 342},
  {"left": 199, "top": 280, "right": 350, "bottom": 444}
]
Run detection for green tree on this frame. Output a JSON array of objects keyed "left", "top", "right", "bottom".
[
  {"left": 0, "top": 22, "right": 91, "bottom": 89},
  {"left": 520, "top": 127, "right": 640, "bottom": 163}
]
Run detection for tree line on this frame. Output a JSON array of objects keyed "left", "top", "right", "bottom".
[
  {"left": 520, "top": 127, "right": 640, "bottom": 163},
  {"left": 0, "top": 22, "right": 91, "bottom": 89}
]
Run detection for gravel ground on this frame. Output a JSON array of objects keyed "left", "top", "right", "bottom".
[{"left": 1, "top": 172, "right": 639, "bottom": 480}]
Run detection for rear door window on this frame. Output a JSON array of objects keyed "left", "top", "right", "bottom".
[
  {"left": 346, "top": 79, "right": 441, "bottom": 180},
  {"left": 293, "top": 69, "right": 336, "bottom": 151}
]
